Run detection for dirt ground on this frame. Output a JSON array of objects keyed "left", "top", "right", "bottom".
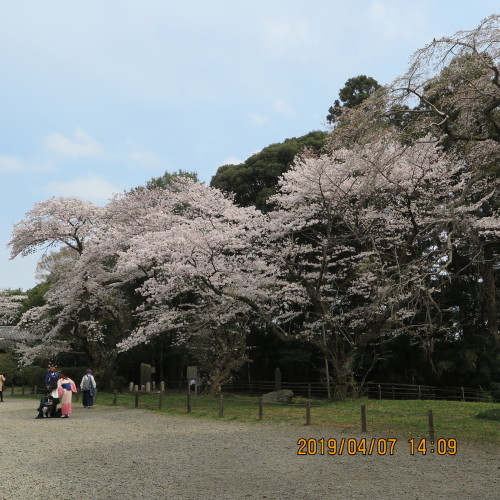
[{"left": 0, "top": 398, "right": 498, "bottom": 499}]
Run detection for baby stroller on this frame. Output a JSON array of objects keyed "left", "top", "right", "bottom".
[{"left": 35, "top": 392, "right": 55, "bottom": 419}]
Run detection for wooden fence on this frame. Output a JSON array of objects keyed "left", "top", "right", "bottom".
[
  {"left": 10, "top": 379, "right": 500, "bottom": 403},
  {"left": 364, "top": 382, "right": 498, "bottom": 403},
  {"left": 107, "top": 390, "right": 445, "bottom": 442},
  {"left": 178, "top": 379, "right": 499, "bottom": 403}
]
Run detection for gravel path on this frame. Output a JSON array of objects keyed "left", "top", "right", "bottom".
[{"left": 0, "top": 398, "right": 498, "bottom": 499}]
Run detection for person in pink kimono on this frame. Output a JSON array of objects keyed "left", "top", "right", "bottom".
[
  {"left": 57, "top": 373, "right": 77, "bottom": 418},
  {"left": 0, "top": 373, "right": 5, "bottom": 402}
]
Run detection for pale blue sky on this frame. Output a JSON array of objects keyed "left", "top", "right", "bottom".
[{"left": 1, "top": 0, "right": 498, "bottom": 290}]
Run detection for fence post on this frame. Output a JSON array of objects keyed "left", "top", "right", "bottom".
[
  {"left": 308, "top": 383, "right": 311, "bottom": 399},
  {"left": 219, "top": 395, "right": 224, "bottom": 417},
  {"left": 428, "top": 409, "right": 435, "bottom": 441},
  {"left": 258, "top": 397, "right": 263, "bottom": 420},
  {"left": 305, "top": 401, "right": 311, "bottom": 425},
  {"left": 11, "top": 383, "right": 14, "bottom": 396},
  {"left": 112, "top": 390, "right": 117, "bottom": 406},
  {"left": 378, "top": 384, "right": 382, "bottom": 400},
  {"left": 418, "top": 385, "right": 422, "bottom": 400},
  {"left": 461, "top": 387, "right": 465, "bottom": 402},
  {"left": 187, "top": 393, "right": 192, "bottom": 413},
  {"left": 134, "top": 393, "right": 139, "bottom": 408},
  {"left": 361, "top": 405, "right": 367, "bottom": 432},
  {"left": 159, "top": 391, "right": 164, "bottom": 409},
  {"left": 391, "top": 384, "right": 395, "bottom": 400},
  {"left": 34, "top": 385, "right": 37, "bottom": 395}
]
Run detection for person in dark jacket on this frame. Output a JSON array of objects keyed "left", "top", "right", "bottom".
[
  {"left": 35, "top": 391, "right": 55, "bottom": 418},
  {"left": 45, "top": 366, "right": 59, "bottom": 417}
]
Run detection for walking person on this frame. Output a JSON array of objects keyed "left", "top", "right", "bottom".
[
  {"left": 80, "top": 369, "right": 96, "bottom": 408},
  {"left": 0, "top": 373, "right": 5, "bottom": 402},
  {"left": 57, "top": 373, "right": 77, "bottom": 418}
]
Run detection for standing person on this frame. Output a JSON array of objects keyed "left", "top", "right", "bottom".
[
  {"left": 45, "top": 366, "right": 59, "bottom": 417},
  {"left": 0, "top": 373, "right": 5, "bottom": 402},
  {"left": 200, "top": 373, "right": 208, "bottom": 395},
  {"left": 80, "top": 369, "right": 96, "bottom": 408},
  {"left": 57, "top": 373, "right": 77, "bottom": 418}
]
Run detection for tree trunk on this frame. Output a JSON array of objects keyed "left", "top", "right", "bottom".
[
  {"left": 326, "top": 333, "right": 357, "bottom": 400},
  {"left": 481, "top": 244, "right": 499, "bottom": 348}
]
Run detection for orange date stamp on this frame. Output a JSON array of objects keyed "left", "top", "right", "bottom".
[
  {"left": 297, "top": 437, "right": 458, "bottom": 455},
  {"left": 297, "top": 438, "right": 397, "bottom": 455}
]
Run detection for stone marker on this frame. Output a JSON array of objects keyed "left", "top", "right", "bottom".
[{"left": 261, "top": 389, "right": 294, "bottom": 404}]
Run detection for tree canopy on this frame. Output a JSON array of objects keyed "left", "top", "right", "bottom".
[
  {"left": 8, "top": 15, "right": 500, "bottom": 395},
  {"left": 210, "top": 131, "right": 327, "bottom": 211},
  {"left": 326, "top": 75, "right": 380, "bottom": 125}
]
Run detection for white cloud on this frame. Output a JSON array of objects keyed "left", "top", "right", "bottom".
[
  {"left": 273, "top": 98, "right": 295, "bottom": 117},
  {"left": 365, "top": 1, "right": 428, "bottom": 42},
  {"left": 0, "top": 155, "right": 52, "bottom": 174},
  {"left": 128, "top": 151, "right": 161, "bottom": 166},
  {"left": 250, "top": 112, "right": 269, "bottom": 126},
  {"left": 260, "top": 18, "right": 316, "bottom": 58},
  {"left": 41, "top": 174, "right": 119, "bottom": 203},
  {"left": 44, "top": 127, "right": 104, "bottom": 158}
]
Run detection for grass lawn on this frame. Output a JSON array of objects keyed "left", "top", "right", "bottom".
[
  {"left": 13, "top": 389, "right": 498, "bottom": 445},
  {"left": 85, "top": 391, "right": 500, "bottom": 445}
]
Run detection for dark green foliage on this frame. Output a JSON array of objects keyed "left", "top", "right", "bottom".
[
  {"left": 210, "top": 131, "right": 327, "bottom": 211},
  {"left": 17, "top": 365, "right": 50, "bottom": 387},
  {"left": 145, "top": 169, "right": 198, "bottom": 189},
  {"left": 0, "top": 353, "right": 18, "bottom": 380},
  {"left": 327, "top": 75, "right": 380, "bottom": 124},
  {"left": 475, "top": 408, "right": 500, "bottom": 421},
  {"left": 131, "top": 169, "right": 199, "bottom": 194},
  {"left": 19, "top": 282, "right": 51, "bottom": 314}
]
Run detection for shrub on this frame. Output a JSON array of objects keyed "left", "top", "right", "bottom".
[
  {"left": 17, "top": 365, "right": 47, "bottom": 387},
  {"left": 475, "top": 409, "right": 500, "bottom": 422}
]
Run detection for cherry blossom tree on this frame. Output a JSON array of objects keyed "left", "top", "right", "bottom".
[
  {"left": 105, "top": 179, "right": 277, "bottom": 390},
  {"left": 0, "top": 289, "right": 26, "bottom": 326},
  {"left": 9, "top": 196, "right": 103, "bottom": 258},
  {"left": 7, "top": 197, "right": 112, "bottom": 369},
  {"left": 9, "top": 179, "right": 273, "bottom": 387},
  {"left": 7, "top": 16, "right": 498, "bottom": 391},
  {"left": 321, "top": 15, "right": 500, "bottom": 383},
  {"left": 263, "top": 137, "right": 466, "bottom": 394},
  {"left": 331, "top": 15, "right": 499, "bottom": 151}
]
